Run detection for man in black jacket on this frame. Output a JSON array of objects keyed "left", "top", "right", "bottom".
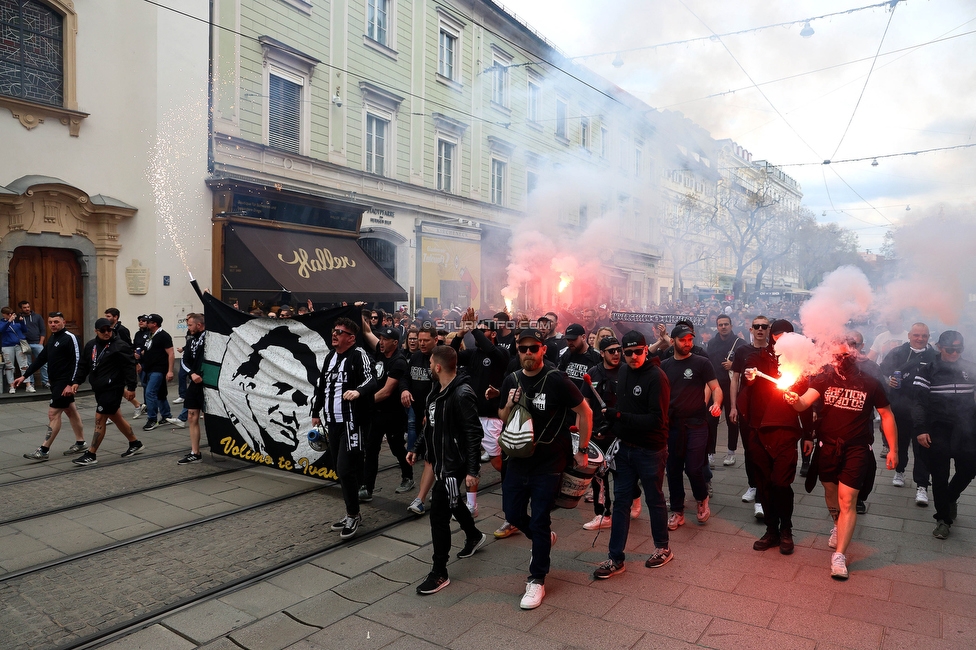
[
  {"left": 408, "top": 345, "right": 486, "bottom": 595},
  {"left": 104, "top": 307, "right": 144, "bottom": 416},
  {"left": 311, "top": 317, "right": 378, "bottom": 540},
  {"left": 706, "top": 314, "right": 743, "bottom": 467},
  {"left": 18, "top": 312, "right": 88, "bottom": 460},
  {"left": 593, "top": 330, "right": 672, "bottom": 579},
  {"left": 912, "top": 330, "right": 976, "bottom": 539},
  {"left": 177, "top": 313, "right": 206, "bottom": 465},
  {"left": 880, "top": 322, "right": 935, "bottom": 501},
  {"left": 70, "top": 318, "right": 144, "bottom": 465}
]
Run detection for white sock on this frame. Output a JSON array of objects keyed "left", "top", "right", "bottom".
[{"left": 467, "top": 491, "right": 477, "bottom": 508}]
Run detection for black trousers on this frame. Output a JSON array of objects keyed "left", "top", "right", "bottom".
[
  {"left": 741, "top": 425, "right": 760, "bottom": 489},
  {"left": 327, "top": 422, "right": 364, "bottom": 517},
  {"left": 706, "top": 389, "right": 739, "bottom": 454},
  {"left": 363, "top": 411, "right": 412, "bottom": 493},
  {"left": 749, "top": 427, "right": 799, "bottom": 532},
  {"left": 917, "top": 430, "right": 976, "bottom": 525},
  {"left": 429, "top": 477, "right": 480, "bottom": 576}
]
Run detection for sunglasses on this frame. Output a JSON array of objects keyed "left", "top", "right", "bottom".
[
  {"left": 517, "top": 344, "right": 542, "bottom": 354},
  {"left": 97, "top": 327, "right": 113, "bottom": 334},
  {"left": 752, "top": 324, "right": 770, "bottom": 330},
  {"left": 604, "top": 347, "right": 622, "bottom": 355},
  {"left": 623, "top": 348, "right": 646, "bottom": 357},
  {"left": 943, "top": 346, "right": 964, "bottom": 353},
  {"left": 333, "top": 328, "right": 354, "bottom": 336}
]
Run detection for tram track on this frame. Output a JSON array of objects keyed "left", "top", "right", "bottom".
[
  {"left": 0, "top": 459, "right": 421, "bottom": 650},
  {"left": 0, "top": 448, "right": 192, "bottom": 487}
]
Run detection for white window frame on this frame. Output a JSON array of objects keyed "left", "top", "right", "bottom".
[
  {"left": 364, "top": 0, "right": 397, "bottom": 58},
  {"left": 359, "top": 81, "right": 404, "bottom": 178},
  {"left": 436, "top": 9, "right": 464, "bottom": 89},
  {"left": 436, "top": 137, "right": 458, "bottom": 192},
  {"left": 432, "top": 112, "right": 468, "bottom": 194},
  {"left": 267, "top": 69, "right": 304, "bottom": 154},
  {"left": 555, "top": 97, "right": 568, "bottom": 142},
  {"left": 635, "top": 143, "right": 643, "bottom": 177},
  {"left": 490, "top": 158, "right": 507, "bottom": 207},
  {"left": 580, "top": 116, "right": 590, "bottom": 150},
  {"left": 260, "top": 38, "right": 318, "bottom": 157},
  {"left": 526, "top": 169, "right": 539, "bottom": 197},
  {"left": 600, "top": 125, "right": 609, "bottom": 159},
  {"left": 526, "top": 73, "right": 542, "bottom": 126},
  {"left": 490, "top": 47, "right": 512, "bottom": 110},
  {"left": 364, "top": 112, "right": 390, "bottom": 176}
]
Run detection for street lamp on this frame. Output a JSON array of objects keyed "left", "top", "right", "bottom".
[{"left": 800, "top": 22, "right": 815, "bottom": 38}]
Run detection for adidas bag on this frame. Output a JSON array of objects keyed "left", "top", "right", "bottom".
[{"left": 500, "top": 399, "right": 535, "bottom": 458}]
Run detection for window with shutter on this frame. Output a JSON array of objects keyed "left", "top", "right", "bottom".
[{"left": 268, "top": 73, "right": 301, "bottom": 153}]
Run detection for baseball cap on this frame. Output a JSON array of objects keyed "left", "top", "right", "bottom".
[
  {"left": 564, "top": 323, "right": 586, "bottom": 340},
  {"left": 770, "top": 319, "right": 794, "bottom": 336},
  {"left": 938, "top": 330, "right": 963, "bottom": 346},
  {"left": 620, "top": 330, "right": 647, "bottom": 348},
  {"left": 147, "top": 313, "right": 163, "bottom": 325},
  {"left": 137, "top": 314, "right": 149, "bottom": 322},
  {"left": 377, "top": 326, "right": 400, "bottom": 341},
  {"left": 517, "top": 329, "right": 546, "bottom": 344},
  {"left": 670, "top": 324, "right": 694, "bottom": 340},
  {"left": 599, "top": 336, "right": 620, "bottom": 352},
  {"left": 94, "top": 318, "right": 112, "bottom": 330}
]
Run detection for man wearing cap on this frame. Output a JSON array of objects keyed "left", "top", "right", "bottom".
[
  {"left": 742, "top": 319, "right": 811, "bottom": 555},
  {"left": 69, "top": 318, "right": 145, "bottom": 465},
  {"left": 558, "top": 323, "right": 601, "bottom": 390},
  {"left": 661, "top": 324, "right": 722, "bottom": 531},
  {"left": 580, "top": 335, "right": 623, "bottom": 530},
  {"left": 104, "top": 307, "right": 143, "bottom": 416},
  {"left": 499, "top": 328, "right": 592, "bottom": 609},
  {"left": 538, "top": 314, "right": 566, "bottom": 365},
  {"left": 593, "top": 330, "right": 672, "bottom": 580},
  {"left": 138, "top": 314, "right": 180, "bottom": 431},
  {"left": 131, "top": 315, "right": 151, "bottom": 419},
  {"left": 707, "top": 314, "right": 744, "bottom": 467},
  {"left": 360, "top": 317, "right": 413, "bottom": 502},
  {"left": 730, "top": 314, "right": 771, "bottom": 517},
  {"left": 18, "top": 311, "right": 88, "bottom": 460},
  {"left": 912, "top": 330, "right": 976, "bottom": 539}
]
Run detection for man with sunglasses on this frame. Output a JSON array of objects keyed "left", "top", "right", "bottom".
[
  {"left": 580, "top": 336, "right": 623, "bottom": 530},
  {"left": 707, "top": 314, "right": 743, "bottom": 467},
  {"left": 499, "top": 329, "right": 592, "bottom": 609},
  {"left": 729, "top": 315, "right": 771, "bottom": 517},
  {"left": 18, "top": 312, "right": 88, "bottom": 460},
  {"left": 69, "top": 318, "right": 144, "bottom": 465},
  {"left": 912, "top": 331, "right": 975, "bottom": 539},
  {"left": 312, "top": 317, "right": 377, "bottom": 540},
  {"left": 593, "top": 330, "right": 672, "bottom": 580}
]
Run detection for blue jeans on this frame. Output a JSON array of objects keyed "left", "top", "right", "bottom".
[
  {"left": 667, "top": 421, "right": 710, "bottom": 512},
  {"left": 29, "top": 343, "right": 47, "bottom": 385},
  {"left": 145, "top": 372, "right": 172, "bottom": 421},
  {"left": 406, "top": 406, "right": 418, "bottom": 452},
  {"left": 502, "top": 465, "right": 561, "bottom": 582},
  {"left": 609, "top": 443, "right": 669, "bottom": 561}
]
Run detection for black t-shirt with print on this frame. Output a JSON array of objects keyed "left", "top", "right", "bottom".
[
  {"left": 558, "top": 348, "right": 602, "bottom": 389},
  {"left": 500, "top": 367, "right": 583, "bottom": 475},
  {"left": 142, "top": 329, "right": 174, "bottom": 374},
  {"left": 810, "top": 368, "right": 889, "bottom": 446},
  {"left": 374, "top": 349, "right": 408, "bottom": 413},
  {"left": 661, "top": 353, "right": 716, "bottom": 421}
]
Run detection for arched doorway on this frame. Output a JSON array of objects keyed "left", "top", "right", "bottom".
[{"left": 9, "top": 247, "right": 84, "bottom": 336}]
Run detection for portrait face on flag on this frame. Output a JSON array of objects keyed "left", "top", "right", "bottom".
[{"left": 199, "top": 292, "right": 359, "bottom": 480}]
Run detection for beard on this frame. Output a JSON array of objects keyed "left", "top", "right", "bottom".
[{"left": 521, "top": 356, "right": 541, "bottom": 372}]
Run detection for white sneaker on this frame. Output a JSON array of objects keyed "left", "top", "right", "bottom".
[
  {"left": 583, "top": 514, "right": 612, "bottom": 530},
  {"left": 742, "top": 487, "right": 757, "bottom": 502},
  {"left": 8, "top": 387, "right": 15, "bottom": 394},
  {"left": 133, "top": 404, "right": 146, "bottom": 419},
  {"left": 173, "top": 397, "right": 184, "bottom": 404},
  {"left": 26, "top": 383, "right": 36, "bottom": 393},
  {"left": 915, "top": 486, "right": 929, "bottom": 506},
  {"left": 707, "top": 453, "right": 715, "bottom": 468},
  {"left": 830, "top": 552, "right": 849, "bottom": 580},
  {"left": 828, "top": 525, "right": 837, "bottom": 549},
  {"left": 630, "top": 498, "right": 642, "bottom": 519},
  {"left": 667, "top": 511, "right": 685, "bottom": 530},
  {"left": 166, "top": 418, "right": 186, "bottom": 428},
  {"left": 892, "top": 472, "right": 905, "bottom": 487},
  {"left": 754, "top": 503, "right": 764, "bottom": 519},
  {"left": 520, "top": 580, "right": 545, "bottom": 609},
  {"left": 723, "top": 451, "right": 736, "bottom": 466}
]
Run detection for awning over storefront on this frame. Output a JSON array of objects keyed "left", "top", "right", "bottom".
[{"left": 223, "top": 223, "right": 407, "bottom": 302}]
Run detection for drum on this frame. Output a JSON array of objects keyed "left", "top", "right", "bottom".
[{"left": 554, "top": 439, "right": 605, "bottom": 509}]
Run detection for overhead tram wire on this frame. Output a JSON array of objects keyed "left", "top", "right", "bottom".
[{"left": 829, "top": 2, "right": 899, "bottom": 160}]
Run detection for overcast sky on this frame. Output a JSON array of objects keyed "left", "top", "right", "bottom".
[{"left": 498, "top": 0, "right": 976, "bottom": 252}]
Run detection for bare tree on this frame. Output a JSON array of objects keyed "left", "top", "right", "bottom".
[
  {"left": 795, "top": 214, "right": 860, "bottom": 289},
  {"left": 662, "top": 194, "right": 721, "bottom": 300}
]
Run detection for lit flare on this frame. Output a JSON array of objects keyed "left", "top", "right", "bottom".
[{"left": 558, "top": 273, "right": 573, "bottom": 293}]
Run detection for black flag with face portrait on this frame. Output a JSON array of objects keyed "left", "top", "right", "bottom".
[{"left": 200, "top": 292, "right": 358, "bottom": 480}]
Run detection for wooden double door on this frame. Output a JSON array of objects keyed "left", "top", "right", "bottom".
[{"left": 8, "top": 247, "right": 84, "bottom": 336}]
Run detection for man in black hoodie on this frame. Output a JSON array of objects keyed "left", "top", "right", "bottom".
[
  {"left": 70, "top": 318, "right": 144, "bottom": 466},
  {"left": 593, "top": 330, "right": 672, "bottom": 579},
  {"left": 408, "top": 345, "right": 486, "bottom": 595}
]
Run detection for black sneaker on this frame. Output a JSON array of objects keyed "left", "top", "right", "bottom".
[
  {"left": 340, "top": 514, "right": 362, "bottom": 540},
  {"left": 142, "top": 420, "right": 160, "bottom": 432},
  {"left": 24, "top": 447, "right": 50, "bottom": 461},
  {"left": 645, "top": 547, "right": 674, "bottom": 568},
  {"left": 178, "top": 452, "right": 202, "bottom": 465},
  {"left": 856, "top": 499, "right": 866, "bottom": 514},
  {"left": 457, "top": 532, "right": 487, "bottom": 559},
  {"left": 395, "top": 478, "right": 415, "bottom": 494},
  {"left": 416, "top": 572, "right": 450, "bottom": 595},
  {"left": 121, "top": 441, "right": 145, "bottom": 457},
  {"left": 593, "top": 558, "right": 626, "bottom": 579},
  {"left": 72, "top": 452, "right": 97, "bottom": 466},
  {"left": 330, "top": 516, "right": 349, "bottom": 531},
  {"left": 358, "top": 487, "right": 373, "bottom": 503},
  {"left": 63, "top": 441, "right": 89, "bottom": 455}
]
